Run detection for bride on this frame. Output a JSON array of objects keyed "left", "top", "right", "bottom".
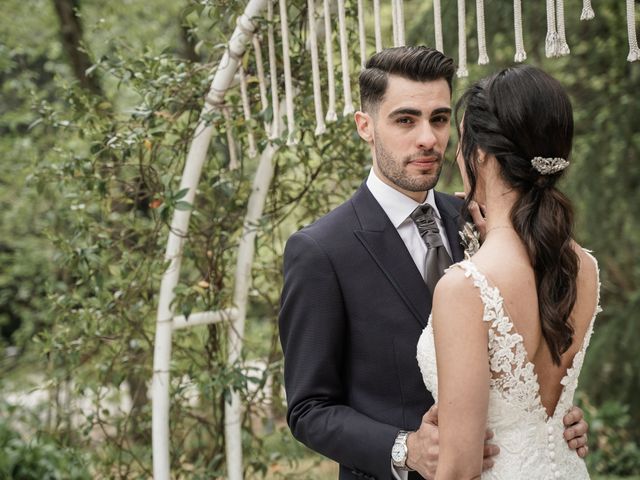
[{"left": 417, "top": 65, "right": 600, "bottom": 479}]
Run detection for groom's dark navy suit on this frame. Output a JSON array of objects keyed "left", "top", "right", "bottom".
[{"left": 279, "top": 183, "right": 464, "bottom": 480}]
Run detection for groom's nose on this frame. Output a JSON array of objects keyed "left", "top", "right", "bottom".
[{"left": 416, "top": 122, "right": 438, "bottom": 151}]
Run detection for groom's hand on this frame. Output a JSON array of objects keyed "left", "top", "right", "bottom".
[
  {"left": 563, "top": 406, "right": 589, "bottom": 458},
  {"left": 405, "top": 404, "right": 499, "bottom": 480}
]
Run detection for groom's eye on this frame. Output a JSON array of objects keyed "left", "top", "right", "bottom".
[{"left": 396, "top": 117, "right": 414, "bottom": 125}]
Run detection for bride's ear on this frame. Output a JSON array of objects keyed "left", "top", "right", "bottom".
[{"left": 476, "top": 149, "right": 488, "bottom": 166}]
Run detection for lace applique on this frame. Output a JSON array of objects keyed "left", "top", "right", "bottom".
[
  {"left": 417, "top": 255, "right": 601, "bottom": 479},
  {"left": 455, "top": 261, "right": 546, "bottom": 416}
]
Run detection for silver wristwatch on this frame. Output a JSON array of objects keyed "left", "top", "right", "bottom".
[{"left": 391, "top": 430, "right": 413, "bottom": 470}]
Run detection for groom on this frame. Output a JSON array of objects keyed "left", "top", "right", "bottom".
[{"left": 279, "top": 46, "right": 588, "bottom": 480}]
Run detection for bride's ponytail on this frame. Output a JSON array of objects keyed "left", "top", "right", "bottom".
[
  {"left": 456, "top": 65, "right": 578, "bottom": 365},
  {"left": 511, "top": 185, "right": 578, "bottom": 364}
]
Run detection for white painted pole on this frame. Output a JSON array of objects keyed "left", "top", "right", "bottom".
[
  {"left": 151, "top": 2, "right": 267, "bottom": 479},
  {"left": 225, "top": 141, "right": 279, "bottom": 480}
]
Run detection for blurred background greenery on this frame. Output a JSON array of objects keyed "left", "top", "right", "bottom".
[{"left": 0, "top": 0, "right": 638, "bottom": 478}]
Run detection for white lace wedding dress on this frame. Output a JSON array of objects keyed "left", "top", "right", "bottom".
[{"left": 417, "top": 258, "right": 600, "bottom": 479}]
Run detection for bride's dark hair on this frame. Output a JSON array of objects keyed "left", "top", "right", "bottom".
[{"left": 455, "top": 65, "right": 578, "bottom": 365}]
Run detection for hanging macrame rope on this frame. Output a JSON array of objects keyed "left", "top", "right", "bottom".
[
  {"left": 628, "top": 0, "right": 640, "bottom": 62},
  {"left": 457, "top": 0, "right": 468, "bottom": 77},
  {"left": 397, "top": 0, "right": 406, "bottom": 46},
  {"left": 357, "top": 0, "right": 367, "bottom": 68},
  {"left": 337, "top": 0, "right": 355, "bottom": 115},
  {"left": 391, "top": 0, "right": 400, "bottom": 47},
  {"left": 434, "top": 0, "right": 444, "bottom": 53},
  {"left": 307, "top": 0, "right": 326, "bottom": 135},
  {"left": 238, "top": 66, "right": 257, "bottom": 157},
  {"left": 556, "top": 0, "right": 570, "bottom": 56},
  {"left": 513, "top": 0, "right": 527, "bottom": 62},
  {"left": 223, "top": 106, "right": 239, "bottom": 169},
  {"left": 476, "top": 0, "right": 489, "bottom": 65},
  {"left": 580, "top": 0, "right": 595, "bottom": 21},
  {"left": 251, "top": 36, "right": 268, "bottom": 116},
  {"left": 323, "top": 0, "right": 337, "bottom": 121},
  {"left": 373, "top": 0, "right": 383, "bottom": 52},
  {"left": 278, "top": 0, "right": 296, "bottom": 145},
  {"left": 267, "top": 0, "right": 280, "bottom": 138},
  {"left": 545, "top": 0, "right": 559, "bottom": 57}
]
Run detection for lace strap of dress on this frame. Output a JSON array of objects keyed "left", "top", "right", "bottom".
[
  {"left": 557, "top": 249, "right": 603, "bottom": 405},
  {"left": 448, "top": 261, "right": 507, "bottom": 325}
]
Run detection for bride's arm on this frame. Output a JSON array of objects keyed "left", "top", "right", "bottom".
[{"left": 431, "top": 269, "right": 491, "bottom": 480}]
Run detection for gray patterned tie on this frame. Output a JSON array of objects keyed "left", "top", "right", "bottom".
[{"left": 410, "top": 204, "right": 453, "bottom": 293}]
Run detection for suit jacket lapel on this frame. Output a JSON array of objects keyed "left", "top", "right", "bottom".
[
  {"left": 435, "top": 191, "right": 465, "bottom": 263},
  {"left": 351, "top": 185, "right": 431, "bottom": 327}
]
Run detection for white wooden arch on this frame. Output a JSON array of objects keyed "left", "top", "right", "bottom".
[{"left": 151, "top": 1, "right": 639, "bottom": 479}]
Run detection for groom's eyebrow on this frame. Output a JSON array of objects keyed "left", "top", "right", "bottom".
[
  {"left": 388, "top": 107, "right": 452, "bottom": 117},
  {"left": 389, "top": 107, "right": 423, "bottom": 117}
]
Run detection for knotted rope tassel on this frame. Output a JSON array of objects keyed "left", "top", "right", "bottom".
[
  {"left": 278, "top": 0, "right": 297, "bottom": 145},
  {"left": 555, "top": 0, "right": 570, "bottom": 56},
  {"left": 323, "top": 0, "right": 337, "bottom": 121},
  {"left": 476, "top": 0, "right": 489, "bottom": 65},
  {"left": 373, "top": 0, "right": 383, "bottom": 52},
  {"left": 457, "top": 0, "right": 468, "bottom": 77},
  {"left": 545, "top": 0, "right": 559, "bottom": 57},
  {"left": 580, "top": 0, "right": 595, "bottom": 21},
  {"left": 337, "top": 0, "right": 355, "bottom": 115},
  {"left": 434, "top": 0, "right": 444, "bottom": 53},
  {"left": 357, "top": 0, "right": 367, "bottom": 68},
  {"left": 267, "top": 0, "right": 280, "bottom": 139},
  {"left": 513, "top": 0, "right": 527, "bottom": 62},
  {"left": 628, "top": 0, "right": 640, "bottom": 62},
  {"left": 307, "top": 0, "right": 326, "bottom": 135},
  {"left": 238, "top": 66, "right": 257, "bottom": 157}
]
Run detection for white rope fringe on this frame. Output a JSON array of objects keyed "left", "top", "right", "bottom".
[
  {"left": 337, "top": 0, "right": 355, "bottom": 115},
  {"left": 373, "top": 0, "right": 383, "bottom": 52},
  {"left": 397, "top": 0, "right": 406, "bottom": 46},
  {"left": 476, "top": 0, "right": 489, "bottom": 65},
  {"left": 457, "top": 0, "right": 468, "bottom": 77},
  {"left": 357, "top": 0, "right": 367, "bottom": 68},
  {"left": 434, "top": 0, "right": 444, "bottom": 53},
  {"left": 323, "top": 0, "right": 338, "bottom": 121},
  {"left": 238, "top": 66, "right": 257, "bottom": 157},
  {"left": 267, "top": 0, "right": 280, "bottom": 139},
  {"left": 513, "top": 0, "right": 527, "bottom": 62},
  {"left": 556, "top": 0, "right": 570, "bottom": 56},
  {"left": 391, "top": 0, "right": 400, "bottom": 47},
  {"left": 307, "top": 0, "right": 326, "bottom": 135},
  {"left": 251, "top": 35, "right": 268, "bottom": 116},
  {"left": 278, "top": 0, "right": 297, "bottom": 145},
  {"left": 628, "top": 0, "right": 640, "bottom": 62},
  {"left": 580, "top": 0, "right": 595, "bottom": 21},
  {"left": 223, "top": 106, "right": 238, "bottom": 169},
  {"left": 545, "top": 0, "right": 559, "bottom": 57}
]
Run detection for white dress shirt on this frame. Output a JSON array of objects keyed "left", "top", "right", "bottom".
[{"left": 366, "top": 168, "right": 453, "bottom": 282}]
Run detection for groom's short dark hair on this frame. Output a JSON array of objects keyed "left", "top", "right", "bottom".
[{"left": 359, "top": 46, "right": 455, "bottom": 114}]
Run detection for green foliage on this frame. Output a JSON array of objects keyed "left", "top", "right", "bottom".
[
  {"left": 580, "top": 396, "right": 640, "bottom": 476},
  {"left": 1, "top": 0, "right": 638, "bottom": 477},
  {"left": 0, "top": 404, "right": 91, "bottom": 480}
]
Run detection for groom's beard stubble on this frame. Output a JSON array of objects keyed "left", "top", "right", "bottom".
[{"left": 374, "top": 138, "right": 443, "bottom": 193}]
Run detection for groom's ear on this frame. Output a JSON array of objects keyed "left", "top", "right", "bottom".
[{"left": 354, "top": 111, "right": 374, "bottom": 143}]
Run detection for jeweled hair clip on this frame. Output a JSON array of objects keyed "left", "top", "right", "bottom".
[{"left": 531, "top": 156, "right": 570, "bottom": 175}]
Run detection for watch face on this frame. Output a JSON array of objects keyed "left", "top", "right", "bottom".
[{"left": 391, "top": 443, "right": 405, "bottom": 462}]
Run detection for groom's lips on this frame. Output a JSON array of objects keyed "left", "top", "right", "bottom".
[{"left": 409, "top": 156, "right": 439, "bottom": 167}]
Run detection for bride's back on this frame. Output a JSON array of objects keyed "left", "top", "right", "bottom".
[{"left": 472, "top": 236, "right": 599, "bottom": 418}]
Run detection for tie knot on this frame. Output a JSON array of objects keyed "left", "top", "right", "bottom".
[{"left": 410, "top": 204, "right": 443, "bottom": 248}]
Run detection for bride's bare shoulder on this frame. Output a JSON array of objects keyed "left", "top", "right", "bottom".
[{"left": 432, "top": 264, "right": 484, "bottom": 318}]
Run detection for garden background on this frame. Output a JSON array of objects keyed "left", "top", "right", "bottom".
[{"left": 1, "top": 0, "right": 639, "bottom": 478}]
